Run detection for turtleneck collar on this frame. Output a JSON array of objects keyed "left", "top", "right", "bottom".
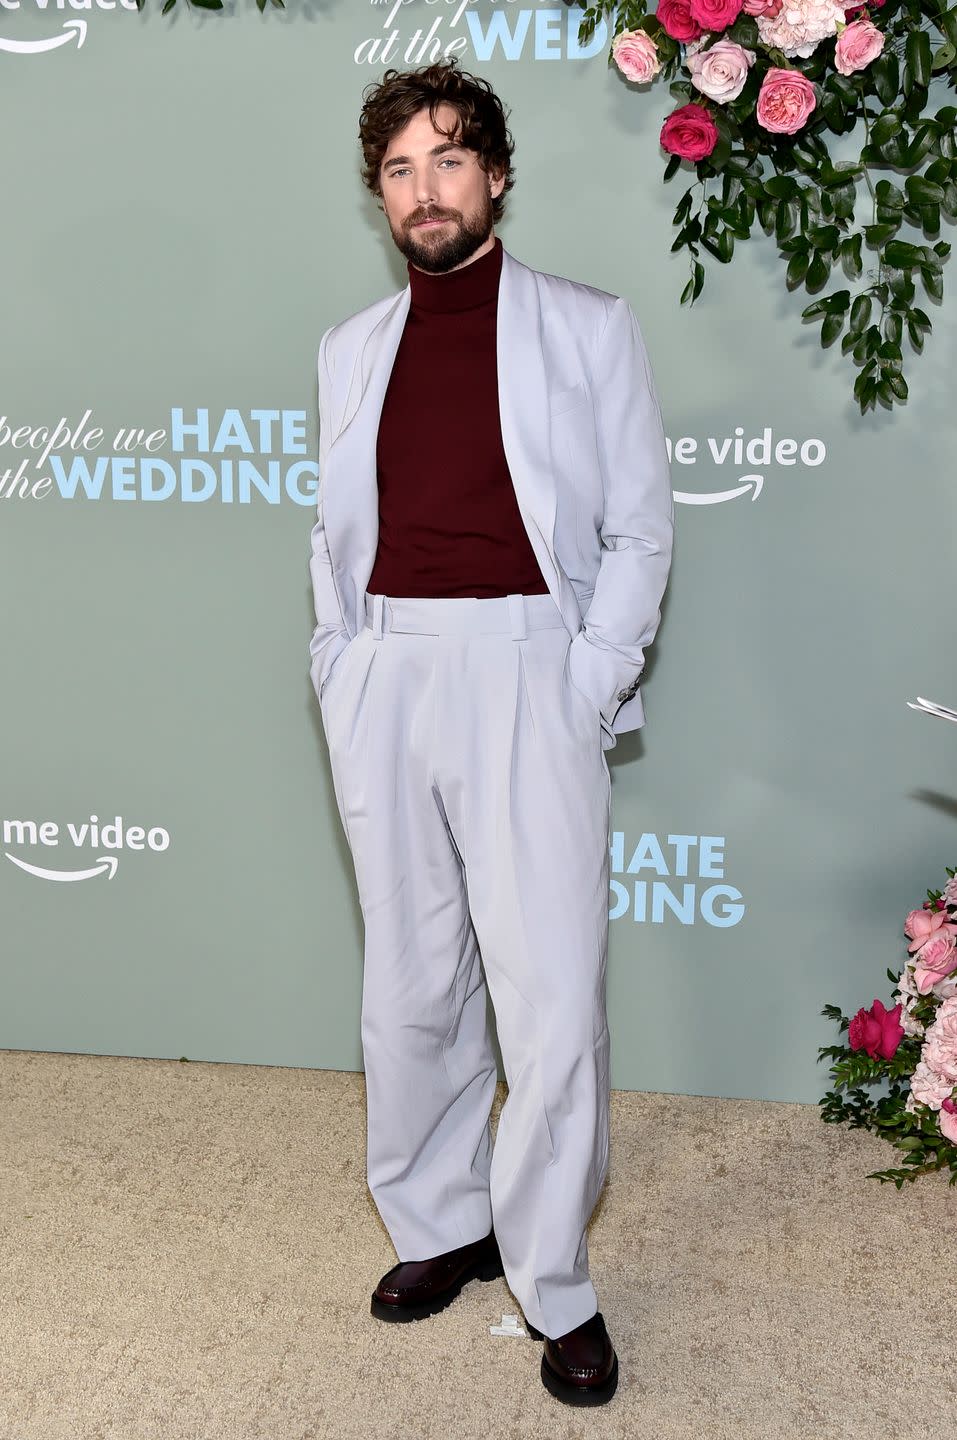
[{"left": 407, "top": 235, "right": 503, "bottom": 314}]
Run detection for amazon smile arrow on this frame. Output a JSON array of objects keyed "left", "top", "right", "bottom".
[
  {"left": 4, "top": 853, "right": 118, "bottom": 882},
  {"left": 0, "top": 20, "right": 87, "bottom": 56}
]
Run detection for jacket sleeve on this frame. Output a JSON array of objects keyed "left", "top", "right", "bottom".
[
  {"left": 308, "top": 324, "right": 352, "bottom": 703},
  {"left": 566, "top": 295, "right": 674, "bottom": 733}
]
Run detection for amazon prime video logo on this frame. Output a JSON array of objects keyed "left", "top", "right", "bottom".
[
  {"left": 0, "top": 0, "right": 138, "bottom": 59},
  {"left": 667, "top": 426, "right": 826, "bottom": 506},
  {"left": 3, "top": 813, "right": 169, "bottom": 882}
]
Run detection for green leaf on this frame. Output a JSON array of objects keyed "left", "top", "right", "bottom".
[
  {"left": 907, "top": 317, "right": 926, "bottom": 351},
  {"left": 903, "top": 123, "right": 938, "bottom": 168},
  {"left": 942, "top": 8, "right": 957, "bottom": 48},
  {"left": 850, "top": 294, "right": 872, "bottom": 334},
  {"left": 809, "top": 223, "right": 841, "bottom": 251},
  {"left": 873, "top": 52, "right": 900, "bottom": 106},
  {"left": 787, "top": 250, "right": 810, "bottom": 288},
  {"left": 870, "top": 112, "right": 902, "bottom": 146},
  {"left": 821, "top": 311, "right": 844, "bottom": 345},
  {"left": 888, "top": 269, "right": 915, "bottom": 304},
  {"left": 875, "top": 180, "right": 904, "bottom": 210},
  {"left": 921, "top": 265, "right": 944, "bottom": 300},
  {"left": 807, "top": 251, "right": 830, "bottom": 289},
  {"left": 765, "top": 175, "right": 798, "bottom": 200},
  {"left": 840, "top": 233, "right": 863, "bottom": 279},
  {"left": 864, "top": 223, "right": 900, "bottom": 246},
  {"left": 726, "top": 13, "right": 759, "bottom": 44},
  {"left": 884, "top": 240, "right": 923, "bottom": 268},
  {"left": 664, "top": 153, "right": 681, "bottom": 182},
  {"left": 830, "top": 181, "right": 856, "bottom": 220},
  {"left": 906, "top": 176, "right": 945, "bottom": 205},
  {"left": 906, "top": 30, "right": 932, "bottom": 89},
  {"left": 932, "top": 41, "right": 956, "bottom": 73}
]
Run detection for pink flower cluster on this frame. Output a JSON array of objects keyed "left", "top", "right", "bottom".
[
  {"left": 903, "top": 907, "right": 957, "bottom": 994},
  {"left": 910, "top": 997, "right": 957, "bottom": 1143},
  {"left": 607, "top": 0, "right": 889, "bottom": 162}
]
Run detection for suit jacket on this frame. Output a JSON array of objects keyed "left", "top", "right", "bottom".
[{"left": 308, "top": 243, "right": 674, "bottom": 751}]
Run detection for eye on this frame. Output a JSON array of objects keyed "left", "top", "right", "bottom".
[{"left": 387, "top": 158, "right": 461, "bottom": 179}]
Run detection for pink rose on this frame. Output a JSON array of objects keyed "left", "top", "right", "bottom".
[
  {"left": 612, "top": 29, "right": 662, "bottom": 84},
  {"left": 657, "top": 0, "right": 705, "bottom": 42},
  {"left": 755, "top": 67, "right": 817, "bottom": 133},
  {"left": 687, "top": 38, "right": 756, "bottom": 102},
  {"left": 834, "top": 17, "right": 885, "bottom": 74},
  {"left": 660, "top": 102, "right": 719, "bottom": 160},
  {"left": 914, "top": 932, "right": 957, "bottom": 995},
  {"left": 742, "top": 0, "right": 782, "bottom": 12},
  {"left": 847, "top": 998, "right": 904, "bottom": 1060},
  {"left": 690, "top": 0, "right": 745, "bottom": 28},
  {"left": 940, "top": 1096, "right": 957, "bottom": 1145},
  {"left": 905, "top": 907, "right": 957, "bottom": 954}
]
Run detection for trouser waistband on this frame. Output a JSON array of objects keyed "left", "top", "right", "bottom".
[{"left": 361, "top": 591, "right": 567, "bottom": 640}]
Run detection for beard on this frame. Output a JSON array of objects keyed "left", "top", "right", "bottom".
[{"left": 389, "top": 188, "right": 495, "bottom": 274}]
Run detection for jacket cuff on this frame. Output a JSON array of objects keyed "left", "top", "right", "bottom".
[{"left": 566, "top": 627, "right": 644, "bottom": 738}]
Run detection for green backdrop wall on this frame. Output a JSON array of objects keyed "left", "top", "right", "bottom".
[{"left": 2, "top": 0, "right": 955, "bottom": 1103}]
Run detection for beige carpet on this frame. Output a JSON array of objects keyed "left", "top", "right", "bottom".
[{"left": 1, "top": 1049, "right": 954, "bottom": 1440}]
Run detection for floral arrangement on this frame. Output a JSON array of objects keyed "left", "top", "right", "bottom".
[
  {"left": 818, "top": 866, "right": 957, "bottom": 1186},
  {"left": 576, "top": 0, "right": 956, "bottom": 413}
]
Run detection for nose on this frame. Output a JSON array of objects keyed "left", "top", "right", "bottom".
[{"left": 414, "top": 173, "right": 439, "bottom": 208}]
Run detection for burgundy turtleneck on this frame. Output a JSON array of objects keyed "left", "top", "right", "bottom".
[{"left": 366, "top": 234, "right": 549, "bottom": 599}]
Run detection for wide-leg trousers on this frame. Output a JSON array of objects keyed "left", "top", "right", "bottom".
[{"left": 318, "top": 588, "right": 612, "bottom": 1339}]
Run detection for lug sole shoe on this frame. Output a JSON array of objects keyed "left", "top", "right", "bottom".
[
  {"left": 370, "top": 1230, "right": 504, "bottom": 1323},
  {"left": 526, "top": 1310, "right": 619, "bottom": 1406}
]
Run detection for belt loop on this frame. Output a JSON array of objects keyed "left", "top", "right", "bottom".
[
  {"left": 372, "top": 592, "right": 384, "bottom": 641},
  {"left": 507, "top": 593, "right": 527, "bottom": 641}
]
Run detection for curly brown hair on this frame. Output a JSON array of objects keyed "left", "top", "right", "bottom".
[{"left": 358, "top": 57, "right": 516, "bottom": 224}]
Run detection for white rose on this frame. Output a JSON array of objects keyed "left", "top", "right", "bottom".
[{"left": 686, "top": 39, "right": 756, "bottom": 104}]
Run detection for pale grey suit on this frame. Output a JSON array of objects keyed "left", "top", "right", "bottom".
[{"left": 309, "top": 244, "right": 674, "bottom": 1337}]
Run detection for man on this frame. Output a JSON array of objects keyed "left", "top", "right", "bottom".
[{"left": 308, "top": 57, "right": 673, "bottom": 1408}]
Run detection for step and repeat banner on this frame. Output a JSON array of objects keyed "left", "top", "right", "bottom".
[{"left": 1, "top": 1, "right": 955, "bottom": 1103}]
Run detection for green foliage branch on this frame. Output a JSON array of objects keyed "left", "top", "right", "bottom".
[{"left": 575, "top": 0, "right": 956, "bottom": 413}]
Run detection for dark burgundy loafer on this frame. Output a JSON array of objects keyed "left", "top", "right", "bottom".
[
  {"left": 370, "top": 1230, "right": 504, "bottom": 1323},
  {"left": 526, "top": 1310, "right": 619, "bottom": 1406}
]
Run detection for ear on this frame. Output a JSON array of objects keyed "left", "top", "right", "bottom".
[{"left": 488, "top": 166, "right": 506, "bottom": 200}]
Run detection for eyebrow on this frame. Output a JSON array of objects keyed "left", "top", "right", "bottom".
[{"left": 382, "top": 141, "right": 465, "bottom": 174}]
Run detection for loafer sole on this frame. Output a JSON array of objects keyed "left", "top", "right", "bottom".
[
  {"left": 370, "top": 1249, "right": 504, "bottom": 1323},
  {"left": 539, "top": 1351, "right": 619, "bottom": 1407}
]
